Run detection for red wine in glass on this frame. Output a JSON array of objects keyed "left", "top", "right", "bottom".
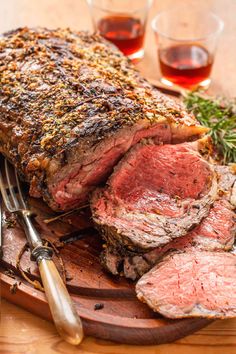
[
  {"left": 159, "top": 44, "right": 213, "bottom": 88},
  {"left": 98, "top": 15, "right": 145, "bottom": 57}
]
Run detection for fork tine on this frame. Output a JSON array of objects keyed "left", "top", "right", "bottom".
[
  {"left": 14, "top": 168, "right": 27, "bottom": 209},
  {"left": 4, "top": 159, "right": 20, "bottom": 210},
  {"left": 0, "top": 167, "right": 15, "bottom": 212}
]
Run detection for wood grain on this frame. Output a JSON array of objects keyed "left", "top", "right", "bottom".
[
  {"left": 1, "top": 0, "right": 236, "bottom": 352},
  {"left": 1, "top": 299, "right": 236, "bottom": 354}
]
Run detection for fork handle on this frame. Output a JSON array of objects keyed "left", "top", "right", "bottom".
[
  {"left": 18, "top": 212, "right": 84, "bottom": 344},
  {"left": 38, "top": 257, "right": 84, "bottom": 345}
]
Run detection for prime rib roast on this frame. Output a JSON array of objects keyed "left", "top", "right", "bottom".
[
  {"left": 0, "top": 27, "right": 235, "bottom": 320},
  {"left": 0, "top": 27, "right": 207, "bottom": 212}
]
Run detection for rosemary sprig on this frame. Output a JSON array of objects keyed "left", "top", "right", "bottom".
[{"left": 184, "top": 92, "right": 236, "bottom": 164}]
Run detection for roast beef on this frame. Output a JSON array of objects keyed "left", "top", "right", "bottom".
[
  {"left": 136, "top": 250, "right": 236, "bottom": 319},
  {"left": 0, "top": 27, "right": 207, "bottom": 211},
  {"left": 101, "top": 199, "right": 236, "bottom": 279},
  {"left": 91, "top": 140, "right": 218, "bottom": 252},
  {"left": 135, "top": 166, "right": 236, "bottom": 319},
  {"left": 100, "top": 165, "right": 236, "bottom": 279}
]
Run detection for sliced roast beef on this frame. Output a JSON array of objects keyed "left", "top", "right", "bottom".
[
  {"left": 91, "top": 140, "right": 218, "bottom": 252},
  {"left": 100, "top": 165, "right": 236, "bottom": 280},
  {"left": 0, "top": 27, "right": 208, "bottom": 211},
  {"left": 136, "top": 250, "right": 236, "bottom": 319},
  {"left": 134, "top": 165, "right": 236, "bottom": 319},
  {"left": 101, "top": 199, "right": 236, "bottom": 279}
]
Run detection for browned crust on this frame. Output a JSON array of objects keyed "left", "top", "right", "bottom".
[{"left": 0, "top": 27, "right": 205, "bottom": 208}]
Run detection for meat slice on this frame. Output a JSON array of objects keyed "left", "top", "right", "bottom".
[
  {"left": 91, "top": 140, "right": 218, "bottom": 252},
  {"left": 101, "top": 199, "right": 236, "bottom": 279},
  {"left": 100, "top": 165, "right": 236, "bottom": 280},
  {"left": 136, "top": 250, "right": 236, "bottom": 319},
  {"left": 0, "top": 27, "right": 207, "bottom": 211}
]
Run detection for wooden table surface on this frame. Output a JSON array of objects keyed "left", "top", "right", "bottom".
[{"left": 0, "top": 0, "right": 236, "bottom": 353}]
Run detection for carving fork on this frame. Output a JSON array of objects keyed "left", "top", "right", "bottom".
[{"left": 0, "top": 158, "right": 84, "bottom": 345}]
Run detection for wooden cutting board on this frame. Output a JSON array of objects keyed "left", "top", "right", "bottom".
[{"left": 0, "top": 198, "right": 211, "bottom": 345}]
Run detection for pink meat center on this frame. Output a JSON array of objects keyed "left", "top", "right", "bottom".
[
  {"left": 138, "top": 251, "right": 236, "bottom": 317},
  {"left": 111, "top": 144, "right": 212, "bottom": 217}
]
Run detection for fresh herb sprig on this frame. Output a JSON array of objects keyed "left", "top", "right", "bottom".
[{"left": 184, "top": 92, "right": 236, "bottom": 164}]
